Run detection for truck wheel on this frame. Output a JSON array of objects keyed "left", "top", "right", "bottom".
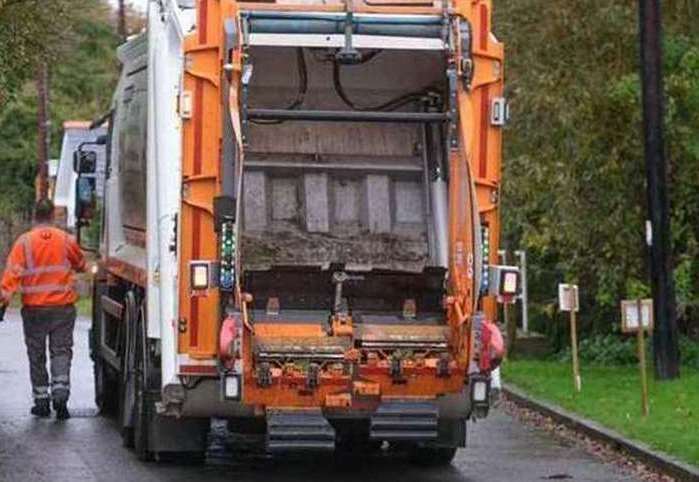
[
  {"left": 133, "top": 303, "right": 153, "bottom": 461},
  {"left": 408, "top": 445, "right": 458, "bottom": 466},
  {"left": 119, "top": 292, "right": 138, "bottom": 448}
]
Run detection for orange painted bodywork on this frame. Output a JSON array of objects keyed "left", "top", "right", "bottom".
[{"left": 176, "top": 0, "right": 504, "bottom": 408}]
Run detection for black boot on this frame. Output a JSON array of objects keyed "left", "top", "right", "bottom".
[
  {"left": 30, "top": 399, "right": 51, "bottom": 418},
  {"left": 53, "top": 400, "right": 70, "bottom": 420}
]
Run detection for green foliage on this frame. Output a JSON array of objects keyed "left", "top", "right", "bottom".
[
  {"left": 555, "top": 334, "right": 699, "bottom": 368},
  {"left": 680, "top": 336, "right": 699, "bottom": 370},
  {"left": 503, "top": 360, "right": 699, "bottom": 465},
  {"left": 0, "top": 2, "right": 120, "bottom": 214},
  {"left": 556, "top": 334, "right": 641, "bottom": 366},
  {"left": 495, "top": 1, "right": 699, "bottom": 335}
]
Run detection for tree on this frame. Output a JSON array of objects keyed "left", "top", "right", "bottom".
[
  {"left": 493, "top": 1, "right": 699, "bottom": 345},
  {"left": 0, "top": 1, "right": 120, "bottom": 213}
]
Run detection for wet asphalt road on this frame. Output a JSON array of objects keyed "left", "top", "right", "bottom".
[{"left": 0, "top": 310, "right": 640, "bottom": 482}]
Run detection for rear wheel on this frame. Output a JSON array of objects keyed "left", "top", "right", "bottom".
[
  {"left": 119, "top": 292, "right": 138, "bottom": 448},
  {"left": 132, "top": 303, "right": 153, "bottom": 461}
]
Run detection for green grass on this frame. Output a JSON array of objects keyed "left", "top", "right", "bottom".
[
  {"left": 503, "top": 359, "right": 699, "bottom": 467},
  {"left": 75, "top": 297, "right": 92, "bottom": 317}
]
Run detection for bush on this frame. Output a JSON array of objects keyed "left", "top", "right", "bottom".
[
  {"left": 680, "top": 336, "right": 699, "bottom": 369},
  {"left": 556, "top": 334, "right": 699, "bottom": 368}
]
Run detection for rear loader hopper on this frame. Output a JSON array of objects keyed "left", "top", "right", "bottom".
[{"left": 76, "top": 0, "right": 516, "bottom": 464}]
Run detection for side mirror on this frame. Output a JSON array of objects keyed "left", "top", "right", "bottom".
[
  {"left": 75, "top": 176, "right": 96, "bottom": 222},
  {"left": 73, "top": 150, "right": 97, "bottom": 174}
]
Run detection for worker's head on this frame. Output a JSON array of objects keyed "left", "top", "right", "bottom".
[{"left": 34, "top": 198, "right": 54, "bottom": 224}]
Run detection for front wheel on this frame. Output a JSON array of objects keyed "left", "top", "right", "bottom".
[{"left": 408, "top": 445, "right": 458, "bottom": 466}]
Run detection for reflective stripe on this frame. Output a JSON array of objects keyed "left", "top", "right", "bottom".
[
  {"left": 52, "top": 375, "right": 70, "bottom": 383},
  {"left": 52, "top": 382, "right": 70, "bottom": 390},
  {"left": 21, "top": 234, "right": 34, "bottom": 270},
  {"left": 33, "top": 386, "right": 50, "bottom": 399},
  {"left": 7, "top": 263, "right": 25, "bottom": 276},
  {"left": 20, "top": 264, "right": 71, "bottom": 277},
  {"left": 18, "top": 284, "right": 73, "bottom": 294}
]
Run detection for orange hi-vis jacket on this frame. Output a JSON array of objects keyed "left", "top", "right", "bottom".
[{"left": 1, "top": 225, "right": 86, "bottom": 307}]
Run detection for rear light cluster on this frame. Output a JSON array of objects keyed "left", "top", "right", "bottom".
[
  {"left": 219, "top": 220, "right": 236, "bottom": 291},
  {"left": 219, "top": 312, "right": 243, "bottom": 401}
]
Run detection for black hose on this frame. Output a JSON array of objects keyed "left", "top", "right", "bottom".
[
  {"left": 251, "top": 47, "right": 308, "bottom": 125},
  {"left": 332, "top": 59, "right": 437, "bottom": 112}
]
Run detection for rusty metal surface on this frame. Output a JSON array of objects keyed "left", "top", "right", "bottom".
[{"left": 355, "top": 324, "right": 449, "bottom": 343}]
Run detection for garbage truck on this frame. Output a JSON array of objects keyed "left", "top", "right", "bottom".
[{"left": 73, "top": 0, "right": 516, "bottom": 463}]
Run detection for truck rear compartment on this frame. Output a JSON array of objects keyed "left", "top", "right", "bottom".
[{"left": 241, "top": 47, "right": 448, "bottom": 273}]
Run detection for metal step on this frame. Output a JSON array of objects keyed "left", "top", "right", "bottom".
[
  {"left": 266, "top": 409, "right": 336, "bottom": 453},
  {"left": 370, "top": 401, "right": 438, "bottom": 441}
]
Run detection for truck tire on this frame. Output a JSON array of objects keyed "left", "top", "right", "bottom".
[
  {"left": 133, "top": 303, "right": 156, "bottom": 461},
  {"left": 119, "top": 292, "right": 138, "bottom": 448},
  {"left": 408, "top": 445, "right": 458, "bottom": 466}
]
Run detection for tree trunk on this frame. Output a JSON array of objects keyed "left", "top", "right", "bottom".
[
  {"left": 36, "top": 62, "right": 49, "bottom": 202},
  {"left": 118, "top": 0, "right": 127, "bottom": 40}
]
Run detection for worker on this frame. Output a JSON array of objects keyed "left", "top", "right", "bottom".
[{"left": 0, "top": 199, "right": 86, "bottom": 420}]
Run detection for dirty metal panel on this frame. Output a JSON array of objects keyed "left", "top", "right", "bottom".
[
  {"left": 241, "top": 48, "right": 446, "bottom": 273},
  {"left": 254, "top": 336, "right": 350, "bottom": 361},
  {"left": 355, "top": 324, "right": 450, "bottom": 343}
]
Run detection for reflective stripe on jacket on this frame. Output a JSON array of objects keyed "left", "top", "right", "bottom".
[{"left": 1, "top": 226, "right": 86, "bottom": 307}]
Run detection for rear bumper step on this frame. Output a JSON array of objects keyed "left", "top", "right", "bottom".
[
  {"left": 267, "top": 409, "right": 336, "bottom": 452},
  {"left": 370, "top": 401, "right": 439, "bottom": 441}
]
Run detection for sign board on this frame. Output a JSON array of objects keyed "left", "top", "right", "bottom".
[
  {"left": 558, "top": 284, "right": 579, "bottom": 312},
  {"left": 621, "top": 299, "right": 654, "bottom": 333}
]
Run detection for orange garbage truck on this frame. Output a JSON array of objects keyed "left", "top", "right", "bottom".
[{"left": 73, "top": 0, "right": 516, "bottom": 463}]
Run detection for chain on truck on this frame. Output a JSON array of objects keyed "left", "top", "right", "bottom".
[{"left": 72, "top": 0, "right": 517, "bottom": 463}]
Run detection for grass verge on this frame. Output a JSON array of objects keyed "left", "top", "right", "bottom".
[{"left": 503, "top": 359, "right": 699, "bottom": 467}]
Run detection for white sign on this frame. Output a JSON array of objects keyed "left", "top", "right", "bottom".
[
  {"left": 558, "top": 284, "right": 579, "bottom": 312},
  {"left": 621, "top": 299, "right": 654, "bottom": 333}
]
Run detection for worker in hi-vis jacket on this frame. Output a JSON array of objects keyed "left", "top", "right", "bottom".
[{"left": 0, "top": 199, "right": 86, "bottom": 420}]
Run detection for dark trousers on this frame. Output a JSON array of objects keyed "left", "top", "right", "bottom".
[{"left": 21, "top": 305, "right": 76, "bottom": 404}]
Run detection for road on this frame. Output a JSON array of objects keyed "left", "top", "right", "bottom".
[{"left": 0, "top": 310, "right": 639, "bottom": 482}]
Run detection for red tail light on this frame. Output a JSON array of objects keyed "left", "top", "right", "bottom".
[
  {"left": 479, "top": 320, "right": 504, "bottom": 372},
  {"left": 219, "top": 314, "right": 240, "bottom": 366}
]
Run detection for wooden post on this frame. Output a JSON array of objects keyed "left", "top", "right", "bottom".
[
  {"left": 637, "top": 300, "right": 650, "bottom": 416},
  {"left": 570, "top": 308, "right": 581, "bottom": 392}
]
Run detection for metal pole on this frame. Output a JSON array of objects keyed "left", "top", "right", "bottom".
[
  {"left": 636, "top": 300, "right": 650, "bottom": 416},
  {"left": 248, "top": 109, "right": 449, "bottom": 123},
  {"left": 515, "top": 250, "right": 529, "bottom": 333},
  {"left": 638, "top": 0, "right": 680, "bottom": 379}
]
